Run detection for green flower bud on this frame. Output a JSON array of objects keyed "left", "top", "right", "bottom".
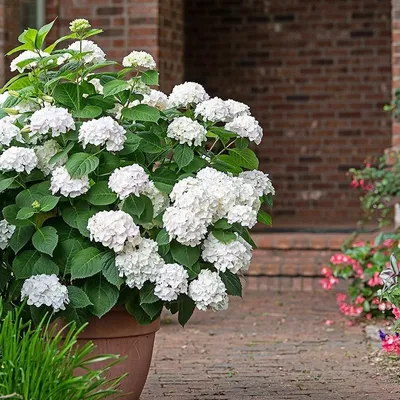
[
  {"left": 42, "top": 95, "right": 54, "bottom": 103},
  {"left": 8, "top": 90, "right": 20, "bottom": 98},
  {"left": 32, "top": 200, "right": 41, "bottom": 210},
  {"left": 21, "top": 126, "right": 31, "bottom": 134},
  {"left": 3, "top": 108, "right": 19, "bottom": 115},
  {"left": 69, "top": 19, "right": 91, "bottom": 33}
]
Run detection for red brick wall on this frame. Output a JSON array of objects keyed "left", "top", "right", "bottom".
[
  {"left": 185, "top": 0, "right": 393, "bottom": 226},
  {"left": 159, "top": 0, "right": 185, "bottom": 93}
]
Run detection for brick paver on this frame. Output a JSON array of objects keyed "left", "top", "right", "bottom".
[{"left": 142, "top": 287, "right": 400, "bottom": 399}]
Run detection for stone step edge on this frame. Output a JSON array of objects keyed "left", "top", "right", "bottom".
[{"left": 252, "top": 232, "right": 376, "bottom": 251}]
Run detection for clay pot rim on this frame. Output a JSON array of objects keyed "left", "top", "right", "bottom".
[{"left": 53, "top": 307, "right": 161, "bottom": 339}]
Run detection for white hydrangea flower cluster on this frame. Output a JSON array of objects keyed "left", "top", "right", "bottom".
[
  {"left": 10, "top": 50, "right": 49, "bottom": 73},
  {"left": 115, "top": 238, "right": 164, "bottom": 289},
  {"left": 68, "top": 40, "right": 106, "bottom": 64},
  {"left": 0, "top": 147, "right": 37, "bottom": 173},
  {"left": 166, "top": 116, "right": 207, "bottom": 146},
  {"left": 225, "top": 99, "right": 251, "bottom": 120},
  {"left": 225, "top": 115, "right": 263, "bottom": 145},
  {"left": 168, "top": 82, "right": 209, "bottom": 108},
  {"left": 50, "top": 166, "right": 89, "bottom": 198},
  {"left": 21, "top": 274, "right": 69, "bottom": 312},
  {"left": 0, "top": 118, "right": 22, "bottom": 146},
  {"left": 163, "top": 167, "right": 261, "bottom": 246},
  {"left": 30, "top": 106, "right": 75, "bottom": 139},
  {"left": 202, "top": 232, "right": 252, "bottom": 273},
  {"left": 0, "top": 219, "right": 15, "bottom": 250},
  {"left": 35, "top": 139, "right": 67, "bottom": 176},
  {"left": 87, "top": 210, "right": 141, "bottom": 252},
  {"left": 188, "top": 270, "right": 228, "bottom": 311},
  {"left": 226, "top": 204, "right": 258, "bottom": 227},
  {"left": 163, "top": 206, "right": 210, "bottom": 247},
  {"left": 239, "top": 170, "right": 275, "bottom": 197},
  {"left": 194, "top": 97, "right": 231, "bottom": 123},
  {"left": 108, "top": 164, "right": 149, "bottom": 199},
  {"left": 154, "top": 263, "right": 188, "bottom": 301},
  {"left": 78, "top": 116, "right": 126, "bottom": 151},
  {"left": 141, "top": 89, "right": 169, "bottom": 111},
  {"left": 122, "top": 50, "right": 156, "bottom": 69}
]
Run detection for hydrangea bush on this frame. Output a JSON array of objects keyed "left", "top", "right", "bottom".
[
  {"left": 0, "top": 20, "right": 274, "bottom": 326},
  {"left": 320, "top": 234, "right": 400, "bottom": 319}
]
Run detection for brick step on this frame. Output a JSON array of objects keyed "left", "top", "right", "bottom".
[{"left": 248, "top": 232, "right": 376, "bottom": 277}]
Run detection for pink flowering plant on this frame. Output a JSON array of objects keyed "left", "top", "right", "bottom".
[
  {"left": 320, "top": 234, "right": 400, "bottom": 319},
  {"left": 0, "top": 20, "right": 274, "bottom": 326},
  {"left": 349, "top": 156, "right": 400, "bottom": 227}
]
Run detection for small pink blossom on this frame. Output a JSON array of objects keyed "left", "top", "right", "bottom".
[
  {"left": 352, "top": 240, "right": 366, "bottom": 247},
  {"left": 355, "top": 296, "right": 365, "bottom": 305},
  {"left": 324, "top": 319, "right": 335, "bottom": 326},
  {"left": 382, "top": 239, "right": 395, "bottom": 248},
  {"left": 330, "top": 254, "right": 352, "bottom": 265},
  {"left": 393, "top": 307, "right": 400, "bottom": 319},
  {"left": 351, "top": 179, "right": 359, "bottom": 188},
  {"left": 319, "top": 276, "right": 339, "bottom": 290},
  {"left": 321, "top": 266, "right": 333, "bottom": 277},
  {"left": 366, "top": 313, "right": 372, "bottom": 320},
  {"left": 339, "top": 302, "right": 363, "bottom": 316},
  {"left": 368, "top": 272, "right": 382, "bottom": 287},
  {"left": 381, "top": 333, "right": 400, "bottom": 355},
  {"left": 336, "top": 293, "right": 347, "bottom": 303}
]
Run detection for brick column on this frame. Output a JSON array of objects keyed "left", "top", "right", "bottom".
[{"left": 392, "top": 0, "right": 400, "bottom": 146}]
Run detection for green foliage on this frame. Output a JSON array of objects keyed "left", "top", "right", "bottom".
[
  {"left": 0, "top": 301, "right": 125, "bottom": 399},
  {"left": 349, "top": 156, "right": 400, "bottom": 227}
]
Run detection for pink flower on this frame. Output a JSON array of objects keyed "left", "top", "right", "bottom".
[
  {"left": 339, "top": 302, "right": 363, "bottom": 316},
  {"left": 372, "top": 297, "right": 380, "bottom": 305},
  {"left": 321, "top": 266, "right": 333, "bottom": 277},
  {"left": 366, "top": 313, "right": 372, "bottom": 320},
  {"left": 351, "top": 179, "right": 359, "bottom": 188},
  {"left": 367, "top": 263, "right": 373, "bottom": 269},
  {"left": 352, "top": 240, "right": 366, "bottom": 247},
  {"left": 382, "top": 239, "right": 395, "bottom": 248},
  {"left": 336, "top": 293, "right": 347, "bottom": 303},
  {"left": 364, "top": 184, "right": 373, "bottom": 191},
  {"left": 320, "top": 276, "right": 339, "bottom": 290},
  {"left": 324, "top": 319, "right": 335, "bottom": 326},
  {"left": 393, "top": 307, "right": 400, "bottom": 319},
  {"left": 355, "top": 296, "right": 365, "bottom": 305},
  {"left": 368, "top": 272, "right": 382, "bottom": 287},
  {"left": 330, "top": 254, "right": 352, "bottom": 265},
  {"left": 378, "top": 302, "right": 392, "bottom": 312},
  {"left": 381, "top": 333, "right": 400, "bottom": 355}
]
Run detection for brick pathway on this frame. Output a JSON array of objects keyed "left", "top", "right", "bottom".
[{"left": 142, "top": 286, "right": 400, "bottom": 399}]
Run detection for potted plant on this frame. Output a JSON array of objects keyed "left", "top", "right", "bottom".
[{"left": 0, "top": 19, "right": 274, "bottom": 399}]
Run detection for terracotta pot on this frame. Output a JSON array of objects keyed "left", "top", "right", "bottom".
[{"left": 57, "top": 308, "right": 160, "bottom": 400}]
